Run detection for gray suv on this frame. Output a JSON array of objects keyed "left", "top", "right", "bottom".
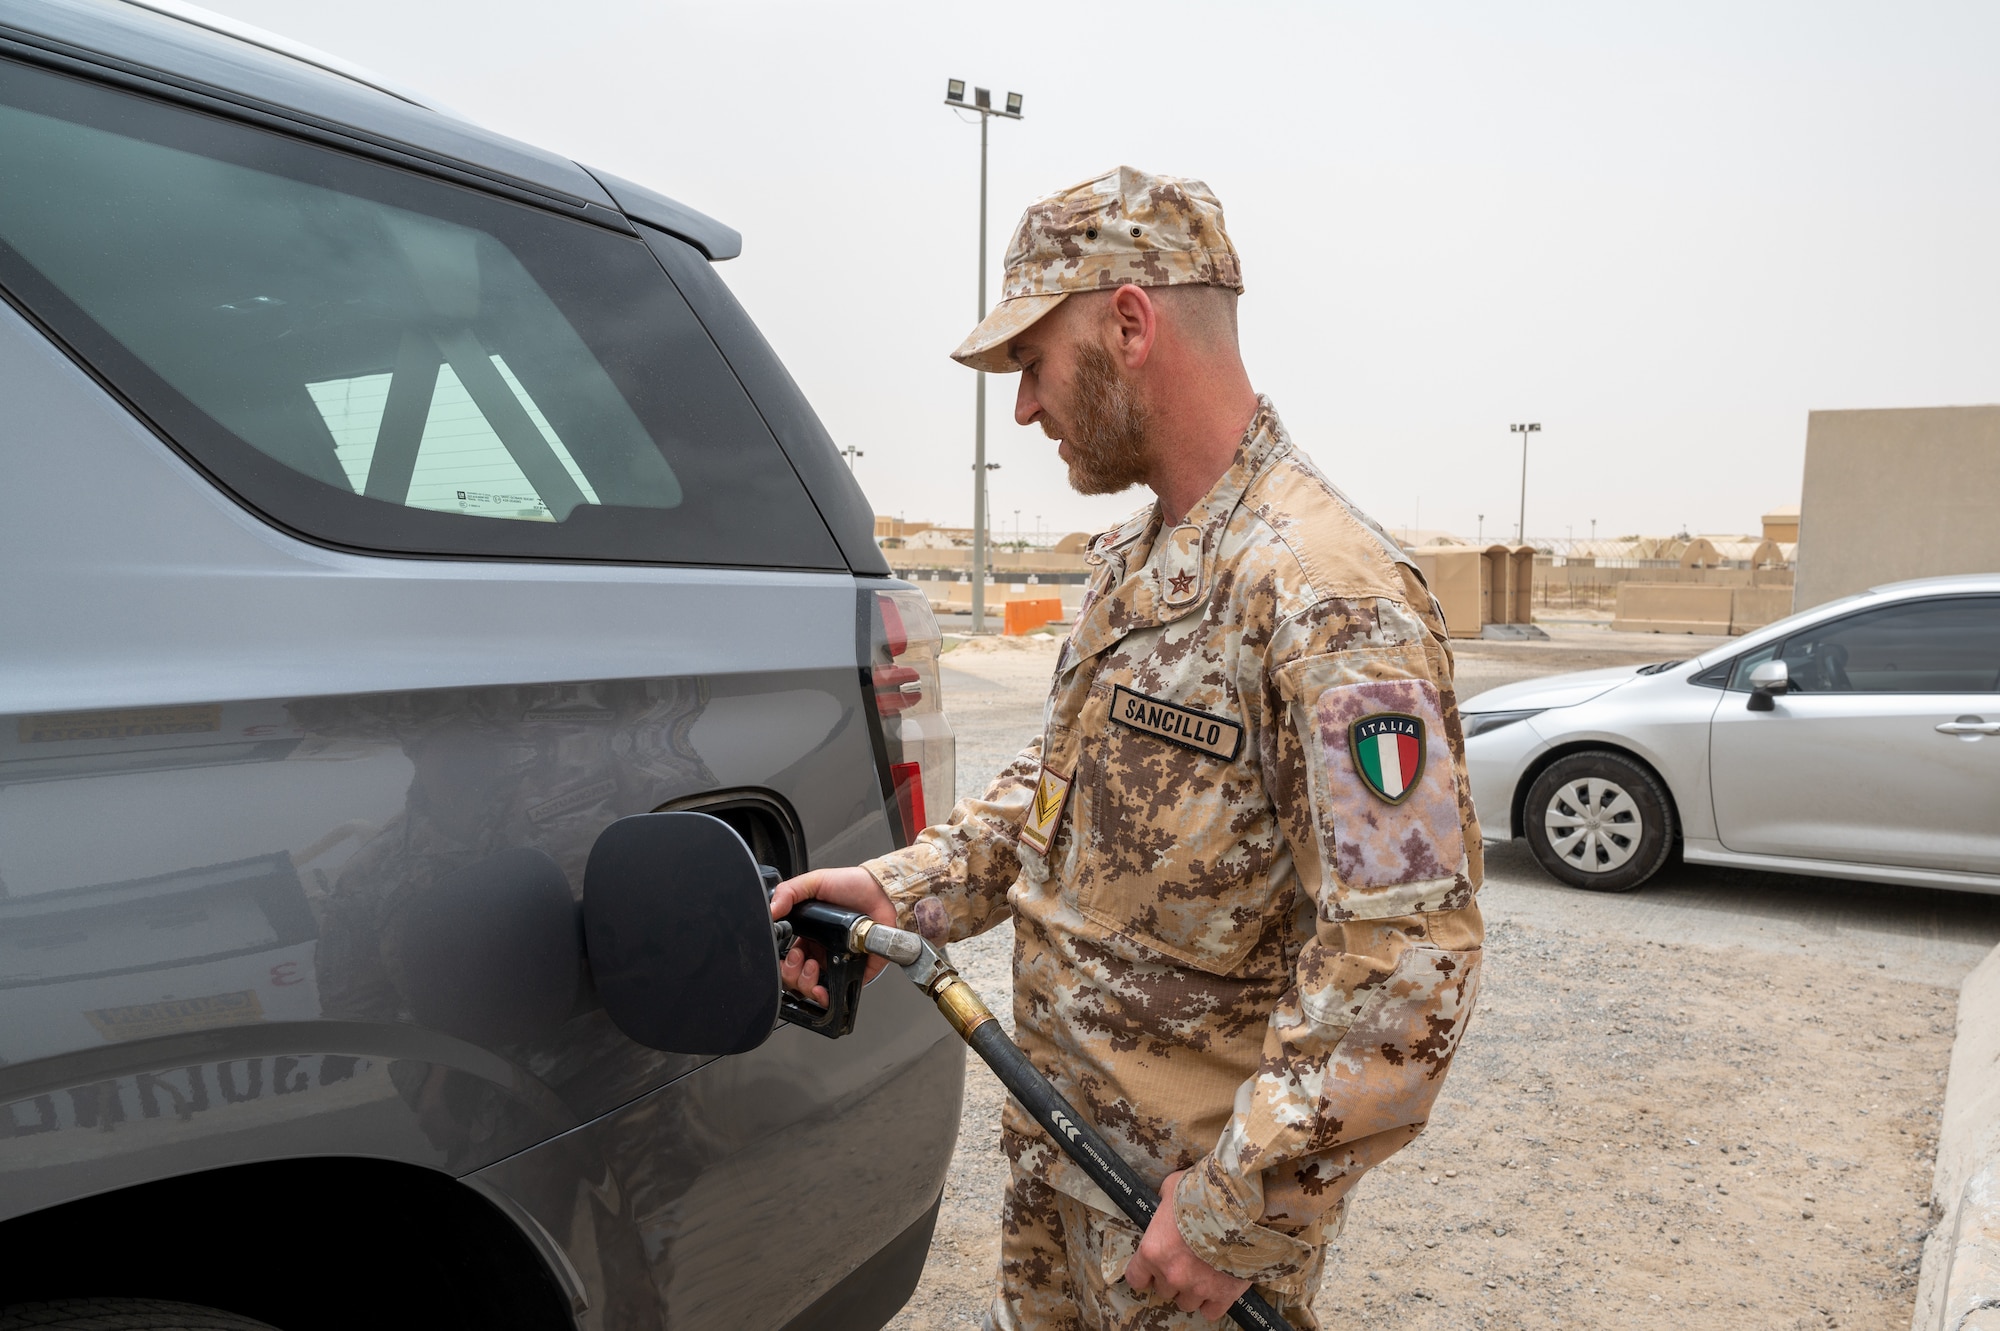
[{"left": 0, "top": 2, "right": 962, "bottom": 1327}]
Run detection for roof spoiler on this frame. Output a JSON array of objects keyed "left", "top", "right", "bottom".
[{"left": 584, "top": 166, "right": 742, "bottom": 262}]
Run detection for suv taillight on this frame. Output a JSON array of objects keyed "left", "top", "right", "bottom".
[{"left": 868, "top": 587, "right": 955, "bottom": 846}]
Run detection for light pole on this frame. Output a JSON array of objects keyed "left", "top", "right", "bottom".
[
  {"left": 1509, "top": 423, "right": 1540, "bottom": 544},
  {"left": 840, "top": 445, "right": 863, "bottom": 471},
  {"left": 945, "top": 79, "right": 1023, "bottom": 633},
  {"left": 979, "top": 461, "right": 1000, "bottom": 575},
  {"left": 1477, "top": 514, "right": 1484, "bottom": 542}
]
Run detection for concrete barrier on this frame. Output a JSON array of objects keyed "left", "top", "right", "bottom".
[
  {"left": 1612, "top": 583, "right": 1796, "bottom": 635},
  {"left": 1612, "top": 583, "right": 1735, "bottom": 634},
  {"left": 1730, "top": 585, "right": 1795, "bottom": 634},
  {"left": 1915, "top": 944, "right": 2000, "bottom": 1331}
]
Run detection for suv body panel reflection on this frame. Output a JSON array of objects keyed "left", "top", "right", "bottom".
[{"left": 0, "top": 288, "right": 962, "bottom": 1323}]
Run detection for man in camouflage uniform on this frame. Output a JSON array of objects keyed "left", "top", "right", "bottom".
[{"left": 773, "top": 166, "right": 1484, "bottom": 1329}]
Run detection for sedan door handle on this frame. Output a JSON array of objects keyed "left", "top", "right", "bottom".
[{"left": 1936, "top": 717, "right": 2000, "bottom": 736}]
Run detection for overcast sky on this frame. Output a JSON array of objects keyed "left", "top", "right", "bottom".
[{"left": 204, "top": 0, "right": 2000, "bottom": 544}]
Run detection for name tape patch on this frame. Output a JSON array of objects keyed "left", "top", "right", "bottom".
[{"left": 1109, "top": 685, "right": 1244, "bottom": 762}]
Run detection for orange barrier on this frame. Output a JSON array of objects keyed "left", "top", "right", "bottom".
[{"left": 1003, "top": 598, "right": 1064, "bottom": 636}]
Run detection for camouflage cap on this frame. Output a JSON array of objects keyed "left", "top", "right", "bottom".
[{"left": 952, "top": 165, "right": 1242, "bottom": 373}]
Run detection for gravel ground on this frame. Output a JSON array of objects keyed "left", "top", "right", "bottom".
[{"left": 885, "top": 631, "right": 1980, "bottom": 1331}]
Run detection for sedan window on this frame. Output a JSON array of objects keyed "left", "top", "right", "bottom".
[
  {"left": 1735, "top": 596, "right": 2000, "bottom": 694},
  {"left": 1723, "top": 643, "right": 1780, "bottom": 692}
]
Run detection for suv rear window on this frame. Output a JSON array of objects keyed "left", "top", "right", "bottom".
[{"left": 0, "top": 57, "right": 841, "bottom": 568}]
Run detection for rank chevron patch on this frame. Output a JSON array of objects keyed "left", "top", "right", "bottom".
[{"left": 1020, "top": 764, "right": 1072, "bottom": 855}]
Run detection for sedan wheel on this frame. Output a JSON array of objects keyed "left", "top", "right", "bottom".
[
  {"left": 1523, "top": 750, "right": 1675, "bottom": 892},
  {"left": 1546, "top": 777, "right": 1643, "bottom": 872}
]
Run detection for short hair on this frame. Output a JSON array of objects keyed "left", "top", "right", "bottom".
[{"left": 1148, "top": 283, "right": 1240, "bottom": 350}]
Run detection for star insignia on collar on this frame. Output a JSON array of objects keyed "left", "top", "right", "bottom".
[{"left": 1167, "top": 570, "right": 1197, "bottom": 597}]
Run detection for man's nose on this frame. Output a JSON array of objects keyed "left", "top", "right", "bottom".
[{"left": 1014, "top": 375, "right": 1040, "bottom": 428}]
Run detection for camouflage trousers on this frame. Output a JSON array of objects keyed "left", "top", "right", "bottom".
[{"left": 984, "top": 1166, "right": 1323, "bottom": 1331}]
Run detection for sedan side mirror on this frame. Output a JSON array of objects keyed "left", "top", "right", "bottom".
[
  {"left": 1746, "top": 659, "right": 1790, "bottom": 712},
  {"left": 583, "top": 812, "right": 783, "bottom": 1055}
]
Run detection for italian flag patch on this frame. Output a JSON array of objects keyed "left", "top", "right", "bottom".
[{"left": 1347, "top": 712, "right": 1427, "bottom": 805}]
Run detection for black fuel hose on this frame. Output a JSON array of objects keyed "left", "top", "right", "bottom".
[
  {"left": 793, "top": 908, "right": 1298, "bottom": 1330},
  {"left": 964, "top": 1021, "right": 1297, "bottom": 1331}
]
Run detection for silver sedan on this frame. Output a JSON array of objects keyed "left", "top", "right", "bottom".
[{"left": 1461, "top": 574, "right": 2000, "bottom": 892}]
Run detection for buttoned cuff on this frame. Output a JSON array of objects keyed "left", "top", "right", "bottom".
[{"left": 1173, "top": 1155, "right": 1319, "bottom": 1298}]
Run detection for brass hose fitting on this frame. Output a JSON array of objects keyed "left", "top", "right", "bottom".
[{"left": 932, "top": 975, "right": 996, "bottom": 1040}]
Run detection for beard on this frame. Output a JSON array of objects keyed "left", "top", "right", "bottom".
[{"left": 1041, "top": 343, "right": 1151, "bottom": 495}]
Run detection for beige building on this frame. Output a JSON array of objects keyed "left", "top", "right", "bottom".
[
  {"left": 1409, "top": 545, "right": 1536, "bottom": 637},
  {"left": 1794, "top": 405, "right": 2000, "bottom": 609},
  {"left": 1761, "top": 504, "right": 1799, "bottom": 543},
  {"left": 873, "top": 516, "right": 935, "bottom": 544}
]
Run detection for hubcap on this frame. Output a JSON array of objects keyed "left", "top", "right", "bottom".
[{"left": 1544, "top": 776, "right": 1643, "bottom": 873}]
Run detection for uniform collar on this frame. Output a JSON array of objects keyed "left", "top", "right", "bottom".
[{"left": 1068, "top": 398, "right": 1290, "bottom": 665}]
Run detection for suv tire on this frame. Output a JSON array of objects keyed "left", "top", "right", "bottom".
[
  {"left": 0, "top": 1301, "right": 281, "bottom": 1330},
  {"left": 1523, "top": 750, "right": 1675, "bottom": 892}
]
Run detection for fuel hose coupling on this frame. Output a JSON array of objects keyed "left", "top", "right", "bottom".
[
  {"left": 931, "top": 975, "right": 996, "bottom": 1041},
  {"left": 848, "top": 916, "right": 923, "bottom": 967},
  {"left": 849, "top": 920, "right": 995, "bottom": 1041}
]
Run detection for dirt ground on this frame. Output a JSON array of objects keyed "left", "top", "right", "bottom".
[{"left": 885, "top": 629, "right": 1968, "bottom": 1330}]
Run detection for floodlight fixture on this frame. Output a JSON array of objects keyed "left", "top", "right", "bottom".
[
  {"left": 974, "top": 87, "right": 991, "bottom": 109},
  {"left": 946, "top": 79, "right": 965, "bottom": 103},
  {"left": 1005, "top": 91, "right": 1022, "bottom": 115}
]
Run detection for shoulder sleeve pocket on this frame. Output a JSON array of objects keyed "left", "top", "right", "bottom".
[{"left": 1277, "top": 644, "right": 1471, "bottom": 921}]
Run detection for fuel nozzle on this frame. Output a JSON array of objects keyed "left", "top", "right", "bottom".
[{"left": 763, "top": 883, "right": 886, "bottom": 1041}]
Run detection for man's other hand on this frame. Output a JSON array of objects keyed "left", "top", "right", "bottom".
[
  {"left": 1124, "top": 1170, "right": 1253, "bottom": 1322},
  {"left": 769, "top": 867, "right": 898, "bottom": 1005}
]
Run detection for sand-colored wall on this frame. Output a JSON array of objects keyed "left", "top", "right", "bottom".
[
  {"left": 923, "top": 580, "right": 1087, "bottom": 612},
  {"left": 889, "top": 548, "right": 1091, "bottom": 574},
  {"left": 1795, "top": 406, "right": 2000, "bottom": 610}
]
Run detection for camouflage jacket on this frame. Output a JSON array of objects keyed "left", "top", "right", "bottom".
[{"left": 863, "top": 399, "right": 1484, "bottom": 1297}]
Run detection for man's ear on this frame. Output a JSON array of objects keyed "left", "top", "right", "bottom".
[{"left": 1105, "top": 283, "right": 1158, "bottom": 371}]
